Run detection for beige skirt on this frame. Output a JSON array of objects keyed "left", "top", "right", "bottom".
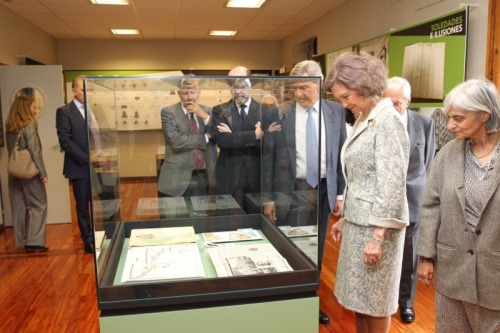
[{"left": 334, "top": 220, "right": 405, "bottom": 317}]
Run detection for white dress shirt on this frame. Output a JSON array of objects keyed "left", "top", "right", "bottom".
[{"left": 295, "top": 100, "right": 327, "bottom": 180}]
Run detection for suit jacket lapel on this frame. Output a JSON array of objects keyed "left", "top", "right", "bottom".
[
  {"left": 71, "top": 101, "right": 86, "bottom": 130},
  {"left": 220, "top": 100, "right": 233, "bottom": 128},
  {"left": 247, "top": 99, "right": 259, "bottom": 124},
  {"left": 230, "top": 101, "right": 241, "bottom": 131},
  {"left": 478, "top": 145, "right": 500, "bottom": 221},
  {"left": 321, "top": 100, "right": 335, "bottom": 162},
  {"left": 407, "top": 110, "right": 421, "bottom": 151},
  {"left": 452, "top": 141, "right": 467, "bottom": 220},
  {"left": 173, "top": 103, "right": 188, "bottom": 132},
  {"left": 284, "top": 102, "right": 297, "bottom": 172},
  {"left": 451, "top": 140, "right": 500, "bottom": 230}
]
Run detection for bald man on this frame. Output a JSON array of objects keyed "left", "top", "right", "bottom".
[{"left": 211, "top": 66, "right": 267, "bottom": 211}]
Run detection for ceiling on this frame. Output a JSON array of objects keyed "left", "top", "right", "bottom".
[{"left": 1, "top": 0, "right": 346, "bottom": 40}]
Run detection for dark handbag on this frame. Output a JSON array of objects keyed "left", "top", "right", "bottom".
[{"left": 7, "top": 129, "right": 39, "bottom": 179}]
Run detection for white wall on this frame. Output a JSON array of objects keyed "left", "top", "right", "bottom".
[
  {"left": 280, "top": 0, "right": 489, "bottom": 79},
  {"left": 0, "top": 66, "right": 71, "bottom": 226}
]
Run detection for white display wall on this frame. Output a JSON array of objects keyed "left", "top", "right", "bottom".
[{"left": 0, "top": 65, "right": 71, "bottom": 225}]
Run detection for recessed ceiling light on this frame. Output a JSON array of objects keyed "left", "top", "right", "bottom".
[
  {"left": 90, "top": 0, "right": 129, "bottom": 5},
  {"left": 111, "top": 29, "right": 140, "bottom": 35},
  {"left": 226, "top": 0, "right": 266, "bottom": 8},
  {"left": 210, "top": 30, "right": 237, "bottom": 36}
]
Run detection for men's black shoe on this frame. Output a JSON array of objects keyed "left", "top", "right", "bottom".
[
  {"left": 25, "top": 245, "right": 49, "bottom": 253},
  {"left": 319, "top": 310, "right": 330, "bottom": 324},
  {"left": 400, "top": 307, "right": 415, "bottom": 323},
  {"left": 84, "top": 241, "right": 95, "bottom": 253}
]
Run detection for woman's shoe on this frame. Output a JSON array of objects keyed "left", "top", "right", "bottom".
[{"left": 25, "top": 245, "right": 49, "bottom": 253}]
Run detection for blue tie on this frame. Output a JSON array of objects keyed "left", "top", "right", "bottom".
[{"left": 306, "top": 107, "right": 318, "bottom": 188}]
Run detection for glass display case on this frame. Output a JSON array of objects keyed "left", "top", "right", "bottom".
[{"left": 84, "top": 75, "right": 323, "bottom": 314}]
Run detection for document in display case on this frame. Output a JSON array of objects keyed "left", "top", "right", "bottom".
[
  {"left": 190, "top": 195, "right": 243, "bottom": 216},
  {"left": 208, "top": 243, "right": 293, "bottom": 277},
  {"left": 86, "top": 75, "right": 321, "bottom": 332},
  {"left": 135, "top": 197, "right": 189, "bottom": 219},
  {"left": 121, "top": 243, "right": 206, "bottom": 283},
  {"left": 279, "top": 225, "right": 318, "bottom": 238},
  {"left": 201, "top": 228, "right": 262, "bottom": 243},
  {"left": 129, "top": 226, "right": 196, "bottom": 247}
]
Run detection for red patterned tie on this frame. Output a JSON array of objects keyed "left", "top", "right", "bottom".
[{"left": 190, "top": 114, "right": 205, "bottom": 170}]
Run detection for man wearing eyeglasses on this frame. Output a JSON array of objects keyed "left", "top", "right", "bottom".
[{"left": 211, "top": 66, "right": 267, "bottom": 211}]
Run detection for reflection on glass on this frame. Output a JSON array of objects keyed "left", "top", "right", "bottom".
[
  {"left": 15, "top": 87, "right": 45, "bottom": 117},
  {"left": 84, "top": 76, "right": 320, "bottom": 311}
]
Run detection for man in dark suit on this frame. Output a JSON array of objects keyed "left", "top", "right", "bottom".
[
  {"left": 262, "top": 60, "right": 347, "bottom": 324},
  {"left": 56, "top": 75, "right": 95, "bottom": 253},
  {"left": 211, "top": 66, "right": 265, "bottom": 211},
  {"left": 157, "top": 77, "right": 216, "bottom": 198},
  {"left": 384, "top": 76, "right": 436, "bottom": 324}
]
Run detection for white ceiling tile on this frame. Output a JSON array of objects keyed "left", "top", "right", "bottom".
[{"left": 0, "top": 0, "right": 347, "bottom": 40}]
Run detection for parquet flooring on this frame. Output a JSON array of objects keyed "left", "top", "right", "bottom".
[{"left": 0, "top": 180, "right": 435, "bottom": 332}]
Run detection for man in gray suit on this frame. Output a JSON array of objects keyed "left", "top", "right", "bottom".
[
  {"left": 384, "top": 76, "right": 436, "bottom": 324},
  {"left": 157, "top": 77, "right": 216, "bottom": 198},
  {"left": 262, "top": 60, "right": 347, "bottom": 324}
]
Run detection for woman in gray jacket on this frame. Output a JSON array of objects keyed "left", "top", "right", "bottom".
[
  {"left": 417, "top": 79, "right": 500, "bottom": 332},
  {"left": 6, "top": 95, "right": 49, "bottom": 252}
]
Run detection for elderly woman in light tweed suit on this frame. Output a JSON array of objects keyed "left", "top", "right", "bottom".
[
  {"left": 325, "top": 52, "right": 410, "bottom": 333},
  {"left": 417, "top": 79, "right": 500, "bottom": 333}
]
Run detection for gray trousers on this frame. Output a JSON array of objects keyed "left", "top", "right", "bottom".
[
  {"left": 8, "top": 176, "right": 47, "bottom": 247},
  {"left": 436, "top": 291, "right": 500, "bottom": 333},
  {"left": 399, "top": 221, "right": 419, "bottom": 308}
]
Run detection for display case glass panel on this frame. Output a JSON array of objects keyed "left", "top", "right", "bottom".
[{"left": 84, "top": 75, "right": 322, "bottom": 312}]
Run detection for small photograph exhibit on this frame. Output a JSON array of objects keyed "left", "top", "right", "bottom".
[
  {"left": 190, "top": 194, "right": 244, "bottom": 216},
  {"left": 278, "top": 225, "right": 318, "bottom": 238},
  {"left": 94, "top": 230, "right": 106, "bottom": 260},
  {"left": 191, "top": 195, "right": 241, "bottom": 211},
  {"left": 94, "top": 230, "right": 106, "bottom": 250},
  {"left": 135, "top": 197, "right": 188, "bottom": 218},
  {"left": 129, "top": 226, "right": 196, "bottom": 247},
  {"left": 290, "top": 238, "right": 318, "bottom": 264},
  {"left": 207, "top": 243, "right": 293, "bottom": 277},
  {"left": 201, "top": 228, "right": 262, "bottom": 244},
  {"left": 245, "top": 192, "right": 297, "bottom": 208},
  {"left": 121, "top": 243, "right": 205, "bottom": 283}
]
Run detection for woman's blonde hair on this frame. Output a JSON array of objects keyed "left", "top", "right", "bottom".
[{"left": 6, "top": 95, "right": 37, "bottom": 133}]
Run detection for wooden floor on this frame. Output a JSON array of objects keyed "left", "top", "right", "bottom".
[{"left": 0, "top": 180, "right": 436, "bottom": 333}]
